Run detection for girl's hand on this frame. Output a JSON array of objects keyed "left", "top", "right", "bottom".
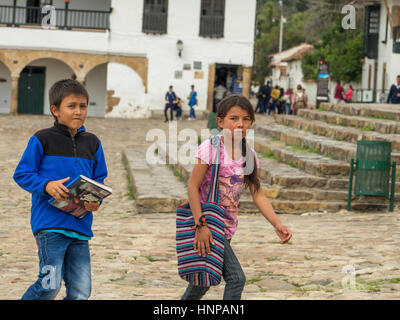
[
  {"left": 194, "top": 226, "right": 215, "bottom": 257},
  {"left": 274, "top": 224, "right": 292, "bottom": 244},
  {"left": 84, "top": 201, "right": 100, "bottom": 212}
]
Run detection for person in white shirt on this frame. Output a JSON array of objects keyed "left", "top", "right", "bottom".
[{"left": 213, "top": 82, "right": 228, "bottom": 112}]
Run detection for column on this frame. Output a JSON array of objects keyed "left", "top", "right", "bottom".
[
  {"left": 10, "top": 75, "right": 19, "bottom": 115},
  {"left": 207, "top": 64, "right": 216, "bottom": 112},
  {"left": 242, "top": 66, "right": 252, "bottom": 99}
]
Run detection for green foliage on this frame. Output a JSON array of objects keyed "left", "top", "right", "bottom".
[{"left": 254, "top": 0, "right": 364, "bottom": 84}]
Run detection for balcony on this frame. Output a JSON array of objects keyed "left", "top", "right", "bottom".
[
  {"left": 199, "top": 15, "right": 224, "bottom": 38},
  {"left": 142, "top": 11, "right": 167, "bottom": 34},
  {"left": 0, "top": 5, "right": 111, "bottom": 31}
]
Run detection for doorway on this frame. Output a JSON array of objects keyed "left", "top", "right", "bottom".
[{"left": 18, "top": 66, "right": 46, "bottom": 114}]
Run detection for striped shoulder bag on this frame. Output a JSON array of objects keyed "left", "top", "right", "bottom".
[{"left": 176, "top": 135, "right": 225, "bottom": 286}]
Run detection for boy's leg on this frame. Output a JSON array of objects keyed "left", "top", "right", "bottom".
[
  {"left": 21, "top": 232, "right": 71, "bottom": 300},
  {"left": 222, "top": 239, "right": 246, "bottom": 300},
  {"left": 63, "top": 239, "right": 91, "bottom": 300}
]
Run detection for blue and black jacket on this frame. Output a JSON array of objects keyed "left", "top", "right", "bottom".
[{"left": 13, "top": 121, "right": 108, "bottom": 237}]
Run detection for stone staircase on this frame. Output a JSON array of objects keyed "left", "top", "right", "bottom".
[{"left": 123, "top": 102, "right": 400, "bottom": 214}]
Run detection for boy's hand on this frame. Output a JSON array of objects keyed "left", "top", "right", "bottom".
[
  {"left": 45, "top": 177, "right": 70, "bottom": 201},
  {"left": 84, "top": 201, "right": 100, "bottom": 212},
  {"left": 274, "top": 224, "right": 292, "bottom": 244}
]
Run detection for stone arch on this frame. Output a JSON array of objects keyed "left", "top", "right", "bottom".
[
  {"left": 0, "top": 60, "right": 12, "bottom": 114},
  {"left": 82, "top": 55, "right": 148, "bottom": 93}
]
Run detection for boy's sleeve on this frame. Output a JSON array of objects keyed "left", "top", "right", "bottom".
[
  {"left": 13, "top": 136, "right": 50, "bottom": 196},
  {"left": 93, "top": 140, "right": 108, "bottom": 184}
]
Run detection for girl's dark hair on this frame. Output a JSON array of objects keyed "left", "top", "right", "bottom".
[
  {"left": 49, "top": 79, "right": 89, "bottom": 120},
  {"left": 216, "top": 94, "right": 261, "bottom": 193}
]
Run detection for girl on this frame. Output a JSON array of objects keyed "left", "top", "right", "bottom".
[
  {"left": 181, "top": 94, "right": 292, "bottom": 300},
  {"left": 291, "top": 84, "right": 306, "bottom": 115}
]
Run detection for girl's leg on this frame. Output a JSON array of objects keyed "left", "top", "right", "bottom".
[
  {"left": 63, "top": 239, "right": 91, "bottom": 300},
  {"left": 222, "top": 239, "right": 246, "bottom": 300},
  {"left": 181, "top": 284, "right": 210, "bottom": 300}
]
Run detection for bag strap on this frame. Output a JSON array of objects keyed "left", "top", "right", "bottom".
[{"left": 206, "top": 135, "right": 221, "bottom": 204}]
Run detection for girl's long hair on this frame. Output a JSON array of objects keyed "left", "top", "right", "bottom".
[{"left": 216, "top": 94, "right": 261, "bottom": 193}]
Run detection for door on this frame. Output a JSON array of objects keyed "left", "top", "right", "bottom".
[{"left": 18, "top": 66, "right": 46, "bottom": 114}]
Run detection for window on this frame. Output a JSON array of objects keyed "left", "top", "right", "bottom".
[
  {"left": 142, "top": 0, "right": 168, "bottom": 34},
  {"left": 199, "top": 0, "right": 225, "bottom": 38},
  {"left": 393, "top": 6, "right": 400, "bottom": 53},
  {"left": 363, "top": 5, "right": 380, "bottom": 59}
]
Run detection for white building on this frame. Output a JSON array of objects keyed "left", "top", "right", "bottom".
[
  {"left": 0, "top": 0, "right": 257, "bottom": 118},
  {"left": 357, "top": 0, "right": 400, "bottom": 102},
  {"left": 269, "top": 43, "right": 317, "bottom": 106}
]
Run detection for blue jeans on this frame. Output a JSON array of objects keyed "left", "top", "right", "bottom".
[
  {"left": 181, "top": 238, "right": 246, "bottom": 300},
  {"left": 189, "top": 105, "right": 196, "bottom": 119},
  {"left": 21, "top": 232, "right": 91, "bottom": 300}
]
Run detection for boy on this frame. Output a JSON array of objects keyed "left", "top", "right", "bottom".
[{"left": 13, "top": 79, "right": 108, "bottom": 300}]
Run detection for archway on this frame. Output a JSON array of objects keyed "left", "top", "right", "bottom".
[
  {"left": 84, "top": 63, "right": 108, "bottom": 118},
  {"left": 0, "top": 61, "right": 11, "bottom": 114},
  {"left": 105, "top": 62, "right": 148, "bottom": 118},
  {"left": 17, "top": 58, "right": 75, "bottom": 115}
]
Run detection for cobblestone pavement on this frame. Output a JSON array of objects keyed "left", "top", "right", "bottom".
[{"left": 1, "top": 114, "right": 400, "bottom": 300}]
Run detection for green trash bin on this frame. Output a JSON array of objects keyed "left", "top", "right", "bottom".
[
  {"left": 207, "top": 111, "right": 220, "bottom": 133},
  {"left": 347, "top": 140, "right": 396, "bottom": 211}
]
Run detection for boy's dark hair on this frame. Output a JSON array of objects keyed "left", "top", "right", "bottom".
[
  {"left": 49, "top": 79, "right": 89, "bottom": 121},
  {"left": 216, "top": 94, "right": 260, "bottom": 193}
]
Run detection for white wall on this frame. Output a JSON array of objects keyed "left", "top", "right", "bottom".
[
  {"left": 0, "top": 62, "right": 11, "bottom": 114},
  {"left": 106, "top": 62, "right": 148, "bottom": 118},
  {"left": 85, "top": 63, "right": 107, "bottom": 118}
]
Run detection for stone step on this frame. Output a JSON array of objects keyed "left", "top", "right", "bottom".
[
  {"left": 156, "top": 142, "right": 399, "bottom": 214},
  {"left": 298, "top": 109, "right": 400, "bottom": 135},
  {"left": 254, "top": 117, "right": 400, "bottom": 165},
  {"left": 320, "top": 103, "right": 400, "bottom": 121},
  {"left": 254, "top": 136, "right": 350, "bottom": 177},
  {"left": 122, "top": 149, "right": 188, "bottom": 214},
  {"left": 238, "top": 197, "right": 393, "bottom": 214},
  {"left": 274, "top": 114, "right": 400, "bottom": 151},
  {"left": 157, "top": 141, "right": 349, "bottom": 191}
]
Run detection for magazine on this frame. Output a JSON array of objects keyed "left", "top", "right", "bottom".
[{"left": 48, "top": 175, "right": 112, "bottom": 218}]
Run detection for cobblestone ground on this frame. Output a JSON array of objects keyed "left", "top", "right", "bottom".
[{"left": 1, "top": 114, "right": 400, "bottom": 300}]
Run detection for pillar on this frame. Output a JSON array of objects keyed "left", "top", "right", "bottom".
[
  {"left": 242, "top": 66, "right": 252, "bottom": 99},
  {"left": 10, "top": 75, "right": 19, "bottom": 115},
  {"left": 207, "top": 63, "right": 216, "bottom": 112}
]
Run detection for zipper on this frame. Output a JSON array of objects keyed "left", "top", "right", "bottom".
[{"left": 71, "top": 135, "right": 77, "bottom": 165}]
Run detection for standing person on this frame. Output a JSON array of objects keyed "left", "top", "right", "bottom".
[
  {"left": 262, "top": 81, "right": 272, "bottom": 113},
  {"left": 268, "top": 85, "right": 281, "bottom": 115},
  {"left": 344, "top": 85, "right": 354, "bottom": 104},
  {"left": 13, "top": 79, "right": 108, "bottom": 300},
  {"left": 283, "top": 88, "right": 293, "bottom": 114},
  {"left": 226, "top": 70, "right": 233, "bottom": 94},
  {"left": 291, "top": 84, "right": 306, "bottom": 115},
  {"left": 386, "top": 75, "right": 400, "bottom": 104},
  {"left": 214, "top": 82, "right": 228, "bottom": 113},
  {"left": 334, "top": 81, "right": 344, "bottom": 104},
  {"left": 254, "top": 81, "right": 265, "bottom": 114},
  {"left": 165, "top": 85, "right": 177, "bottom": 122},
  {"left": 188, "top": 85, "right": 198, "bottom": 120},
  {"left": 181, "top": 94, "right": 292, "bottom": 300}
]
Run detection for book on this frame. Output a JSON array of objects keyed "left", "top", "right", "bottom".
[{"left": 48, "top": 175, "right": 112, "bottom": 219}]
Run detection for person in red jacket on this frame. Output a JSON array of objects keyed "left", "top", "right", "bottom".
[
  {"left": 334, "top": 81, "right": 344, "bottom": 104},
  {"left": 344, "top": 85, "right": 354, "bottom": 104}
]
